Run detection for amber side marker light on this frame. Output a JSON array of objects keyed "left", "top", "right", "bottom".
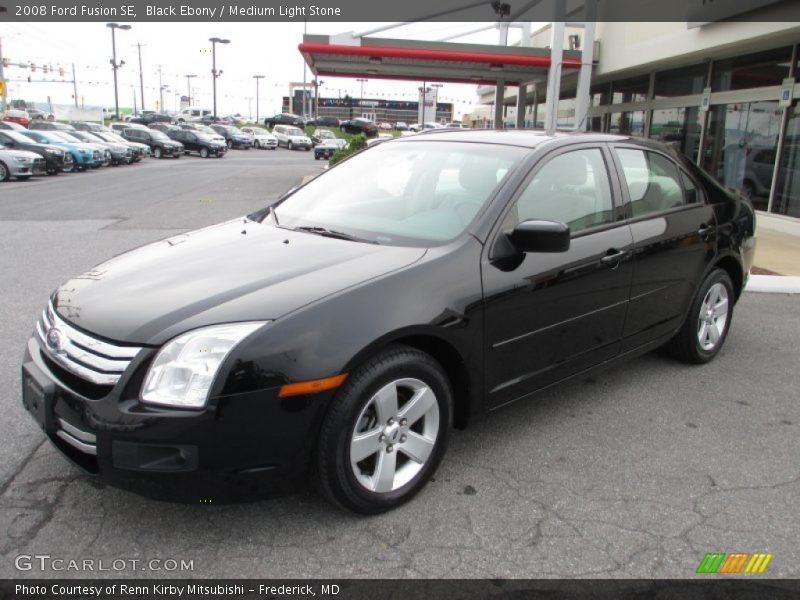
[{"left": 278, "top": 373, "right": 348, "bottom": 398}]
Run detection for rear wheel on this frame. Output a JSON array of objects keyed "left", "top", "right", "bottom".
[
  {"left": 315, "top": 345, "right": 451, "bottom": 514},
  {"left": 668, "top": 269, "right": 734, "bottom": 364}
]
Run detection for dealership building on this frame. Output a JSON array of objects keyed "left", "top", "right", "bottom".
[{"left": 477, "top": 17, "right": 800, "bottom": 219}]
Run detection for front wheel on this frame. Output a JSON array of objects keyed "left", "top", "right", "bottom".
[
  {"left": 668, "top": 269, "right": 734, "bottom": 364},
  {"left": 288, "top": 141, "right": 294, "bottom": 150},
  {"left": 153, "top": 147, "right": 163, "bottom": 159},
  {"left": 315, "top": 345, "right": 451, "bottom": 514},
  {"left": 227, "top": 140, "right": 233, "bottom": 149},
  {"left": 200, "top": 147, "right": 209, "bottom": 158},
  {"left": 254, "top": 140, "right": 260, "bottom": 149}
]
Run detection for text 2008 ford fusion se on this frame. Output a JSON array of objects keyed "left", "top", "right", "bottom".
[{"left": 21, "top": 130, "right": 755, "bottom": 513}]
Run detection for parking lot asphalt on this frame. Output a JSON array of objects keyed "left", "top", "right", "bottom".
[{"left": 1, "top": 150, "right": 798, "bottom": 579}]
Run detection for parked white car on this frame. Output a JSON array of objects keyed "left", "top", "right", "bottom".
[
  {"left": 241, "top": 127, "right": 278, "bottom": 150},
  {"left": 0, "top": 145, "right": 47, "bottom": 181},
  {"left": 272, "top": 125, "right": 312, "bottom": 151}
]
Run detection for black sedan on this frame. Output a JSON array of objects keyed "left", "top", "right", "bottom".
[
  {"left": 20, "top": 131, "right": 754, "bottom": 513},
  {"left": 341, "top": 118, "right": 379, "bottom": 137},
  {"left": 0, "top": 129, "right": 74, "bottom": 174},
  {"left": 264, "top": 113, "right": 304, "bottom": 128}
]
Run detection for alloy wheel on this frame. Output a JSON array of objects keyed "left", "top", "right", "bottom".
[
  {"left": 697, "top": 282, "right": 729, "bottom": 351},
  {"left": 0, "top": 162, "right": 9, "bottom": 181},
  {"left": 349, "top": 378, "right": 439, "bottom": 493}
]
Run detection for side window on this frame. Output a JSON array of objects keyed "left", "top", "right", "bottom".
[
  {"left": 615, "top": 148, "right": 685, "bottom": 218},
  {"left": 681, "top": 171, "right": 702, "bottom": 205},
  {"left": 506, "top": 148, "right": 615, "bottom": 234}
]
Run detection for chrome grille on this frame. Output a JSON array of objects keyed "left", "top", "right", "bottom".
[{"left": 36, "top": 303, "right": 142, "bottom": 386}]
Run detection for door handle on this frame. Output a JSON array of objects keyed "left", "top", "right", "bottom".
[
  {"left": 697, "top": 223, "right": 716, "bottom": 239},
  {"left": 600, "top": 249, "right": 628, "bottom": 267}
]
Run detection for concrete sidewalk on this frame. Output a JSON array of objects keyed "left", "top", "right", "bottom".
[
  {"left": 754, "top": 212, "right": 800, "bottom": 276},
  {"left": 747, "top": 212, "right": 800, "bottom": 293}
]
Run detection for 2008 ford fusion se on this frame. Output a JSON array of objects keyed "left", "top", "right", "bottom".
[{"left": 22, "top": 130, "right": 755, "bottom": 513}]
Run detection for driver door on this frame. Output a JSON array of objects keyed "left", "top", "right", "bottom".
[{"left": 481, "top": 145, "right": 634, "bottom": 408}]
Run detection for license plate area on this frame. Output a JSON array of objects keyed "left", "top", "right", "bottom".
[{"left": 22, "top": 362, "right": 55, "bottom": 433}]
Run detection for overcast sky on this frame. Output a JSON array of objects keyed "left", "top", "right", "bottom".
[{"left": 1, "top": 22, "right": 528, "bottom": 119}]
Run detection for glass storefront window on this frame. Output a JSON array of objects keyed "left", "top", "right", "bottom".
[
  {"left": 711, "top": 47, "right": 793, "bottom": 92},
  {"left": 591, "top": 83, "right": 610, "bottom": 106},
  {"left": 609, "top": 111, "right": 646, "bottom": 137},
  {"left": 611, "top": 76, "right": 649, "bottom": 104},
  {"left": 701, "top": 101, "right": 783, "bottom": 211},
  {"left": 775, "top": 102, "right": 800, "bottom": 217},
  {"left": 654, "top": 64, "right": 708, "bottom": 98},
  {"left": 649, "top": 107, "right": 703, "bottom": 161}
]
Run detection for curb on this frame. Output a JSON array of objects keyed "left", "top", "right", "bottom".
[{"left": 745, "top": 275, "right": 800, "bottom": 294}]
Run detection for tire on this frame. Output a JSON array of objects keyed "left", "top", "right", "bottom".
[
  {"left": 200, "top": 147, "right": 209, "bottom": 158},
  {"left": 305, "top": 147, "right": 311, "bottom": 152},
  {"left": 315, "top": 344, "right": 452, "bottom": 514},
  {"left": 174, "top": 154, "right": 181, "bottom": 159},
  {"left": 254, "top": 140, "right": 260, "bottom": 149},
  {"left": 667, "top": 268, "right": 734, "bottom": 364},
  {"left": 288, "top": 141, "right": 294, "bottom": 151},
  {"left": 153, "top": 147, "right": 163, "bottom": 159},
  {"left": 0, "top": 161, "right": 10, "bottom": 181},
  {"left": 227, "top": 140, "right": 233, "bottom": 149}
]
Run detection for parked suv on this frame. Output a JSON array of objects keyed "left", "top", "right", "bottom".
[
  {"left": 0, "top": 129, "right": 74, "bottom": 174},
  {"left": 129, "top": 112, "right": 173, "bottom": 126},
  {"left": 28, "top": 121, "right": 77, "bottom": 132},
  {"left": 315, "top": 116, "right": 340, "bottom": 127},
  {"left": 121, "top": 128, "right": 183, "bottom": 159},
  {"left": 241, "top": 127, "right": 278, "bottom": 150},
  {"left": 168, "top": 129, "right": 227, "bottom": 158},
  {"left": 272, "top": 125, "right": 312, "bottom": 150},
  {"left": 68, "top": 131, "right": 133, "bottom": 165},
  {"left": 210, "top": 124, "right": 253, "bottom": 149}
]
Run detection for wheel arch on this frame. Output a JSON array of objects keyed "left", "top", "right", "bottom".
[
  {"left": 713, "top": 253, "right": 745, "bottom": 301},
  {"left": 342, "top": 329, "right": 476, "bottom": 430}
]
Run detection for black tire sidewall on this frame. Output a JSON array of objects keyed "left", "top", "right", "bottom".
[
  {"left": 687, "top": 269, "right": 734, "bottom": 362},
  {"left": 319, "top": 347, "right": 452, "bottom": 513}
]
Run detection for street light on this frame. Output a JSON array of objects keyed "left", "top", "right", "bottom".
[
  {"left": 209, "top": 37, "right": 230, "bottom": 118},
  {"left": 106, "top": 23, "right": 131, "bottom": 120},
  {"left": 253, "top": 75, "right": 265, "bottom": 123},
  {"left": 184, "top": 74, "right": 197, "bottom": 107},
  {"left": 312, "top": 79, "right": 324, "bottom": 119}
]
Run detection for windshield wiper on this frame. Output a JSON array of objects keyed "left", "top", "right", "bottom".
[{"left": 292, "top": 226, "right": 377, "bottom": 244}]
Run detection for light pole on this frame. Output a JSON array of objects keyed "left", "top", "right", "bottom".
[
  {"left": 431, "top": 83, "right": 443, "bottom": 123},
  {"left": 133, "top": 42, "right": 146, "bottom": 110},
  {"left": 312, "top": 79, "right": 324, "bottom": 119},
  {"left": 106, "top": 23, "right": 131, "bottom": 120},
  {"left": 253, "top": 75, "right": 264, "bottom": 123},
  {"left": 209, "top": 37, "right": 230, "bottom": 118},
  {"left": 184, "top": 74, "right": 196, "bottom": 107}
]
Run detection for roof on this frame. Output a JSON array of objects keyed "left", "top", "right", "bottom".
[
  {"left": 299, "top": 35, "right": 582, "bottom": 86},
  {"left": 392, "top": 128, "right": 630, "bottom": 148}
]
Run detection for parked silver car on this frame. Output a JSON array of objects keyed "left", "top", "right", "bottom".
[{"left": 0, "top": 145, "right": 47, "bottom": 181}]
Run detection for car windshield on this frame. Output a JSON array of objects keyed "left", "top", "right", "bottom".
[
  {"left": 150, "top": 131, "right": 170, "bottom": 141},
  {"left": 199, "top": 126, "right": 217, "bottom": 135},
  {"left": 272, "top": 141, "right": 526, "bottom": 246},
  {"left": 287, "top": 127, "right": 304, "bottom": 136},
  {"left": 318, "top": 131, "right": 335, "bottom": 139},
  {"left": 195, "top": 133, "right": 214, "bottom": 142},
  {"left": 104, "top": 133, "right": 127, "bottom": 143},
  {"left": 48, "top": 132, "right": 78, "bottom": 143},
  {"left": 4, "top": 131, "right": 34, "bottom": 144}
]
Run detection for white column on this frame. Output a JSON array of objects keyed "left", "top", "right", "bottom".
[
  {"left": 494, "top": 83, "right": 505, "bottom": 128},
  {"left": 574, "top": 8, "right": 596, "bottom": 131},
  {"left": 544, "top": 15, "right": 565, "bottom": 135}
]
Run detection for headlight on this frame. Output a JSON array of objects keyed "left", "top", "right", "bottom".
[
  {"left": 14, "top": 156, "right": 32, "bottom": 163},
  {"left": 141, "top": 322, "right": 265, "bottom": 408},
  {"left": 44, "top": 148, "right": 58, "bottom": 155}
]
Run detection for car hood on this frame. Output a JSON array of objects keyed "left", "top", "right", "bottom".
[
  {"left": 52, "top": 218, "right": 426, "bottom": 345},
  {"left": 0, "top": 148, "right": 40, "bottom": 160}
]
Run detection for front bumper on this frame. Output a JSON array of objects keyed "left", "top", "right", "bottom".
[
  {"left": 231, "top": 138, "right": 253, "bottom": 148},
  {"left": 21, "top": 330, "right": 327, "bottom": 502},
  {"left": 9, "top": 159, "right": 45, "bottom": 177}
]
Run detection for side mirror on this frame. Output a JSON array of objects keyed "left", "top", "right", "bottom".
[{"left": 509, "top": 219, "right": 570, "bottom": 253}]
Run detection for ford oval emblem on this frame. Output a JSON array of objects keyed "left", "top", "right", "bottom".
[{"left": 46, "top": 328, "right": 65, "bottom": 353}]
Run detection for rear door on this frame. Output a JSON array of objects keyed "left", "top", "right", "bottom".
[
  {"left": 482, "top": 144, "right": 634, "bottom": 408},
  {"left": 609, "top": 144, "right": 716, "bottom": 351}
]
